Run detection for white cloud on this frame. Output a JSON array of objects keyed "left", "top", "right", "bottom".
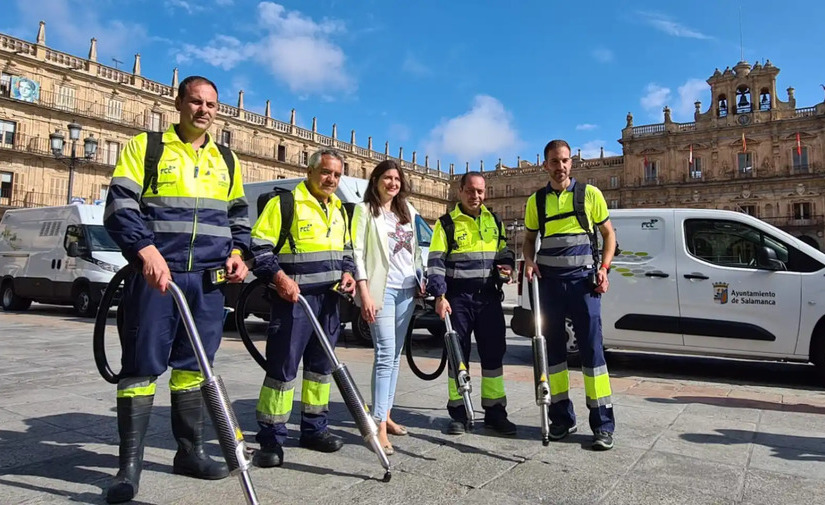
[
  {"left": 177, "top": 2, "right": 354, "bottom": 96},
  {"left": 401, "top": 53, "right": 432, "bottom": 77},
  {"left": 424, "top": 95, "right": 522, "bottom": 162},
  {"left": 177, "top": 35, "right": 252, "bottom": 70},
  {"left": 639, "top": 12, "right": 712, "bottom": 40},
  {"left": 576, "top": 123, "right": 598, "bottom": 131},
  {"left": 641, "top": 83, "right": 671, "bottom": 117},
  {"left": 676, "top": 78, "right": 710, "bottom": 121},
  {"left": 11, "top": 0, "right": 147, "bottom": 61},
  {"left": 592, "top": 48, "right": 614, "bottom": 63},
  {"left": 165, "top": 0, "right": 203, "bottom": 14},
  {"left": 578, "top": 141, "right": 619, "bottom": 159}
]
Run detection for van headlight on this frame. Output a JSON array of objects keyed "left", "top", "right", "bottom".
[{"left": 93, "top": 259, "right": 120, "bottom": 272}]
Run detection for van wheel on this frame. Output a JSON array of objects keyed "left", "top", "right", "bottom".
[
  {"left": 565, "top": 318, "right": 581, "bottom": 366},
  {"left": 353, "top": 313, "right": 372, "bottom": 344},
  {"left": 73, "top": 285, "right": 95, "bottom": 318},
  {"left": 1, "top": 281, "right": 32, "bottom": 311}
]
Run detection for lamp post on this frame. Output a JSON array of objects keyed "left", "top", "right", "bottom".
[
  {"left": 507, "top": 219, "right": 525, "bottom": 259},
  {"left": 50, "top": 121, "right": 98, "bottom": 204}
]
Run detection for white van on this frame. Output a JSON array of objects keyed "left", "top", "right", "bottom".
[
  {"left": 226, "top": 175, "right": 438, "bottom": 341},
  {"left": 512, "top": 208, "right": 825, "bottom": 377},
  {"left": 0, "top": 204, "right": 127, "bottom": 316}
]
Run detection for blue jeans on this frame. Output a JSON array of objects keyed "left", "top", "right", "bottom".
[{"left": 370, "top": 286, "right": 416, "bottom": 422}]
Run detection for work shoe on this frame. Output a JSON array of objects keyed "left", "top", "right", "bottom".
[
  {"left": 299, "top": 430, "right": 343, "bottom": 453},
  {"left": 548, "top": 423, "right": 577, "bottom": 441},
  {"left": 106, "top": 395, "right": 154, "bottom": 504},
  {"left": 255, "top": 443, "right": 284, "bottom": 468},
  {"left": 592, "top": 430, "right": 614, "bottom": 451},
  {"left": 170, "top": 391, "right": 230, "bottom": 480},
  {"left": 484, "top": 416, "right": 517, "bottom": 436},
  {"left": 446, "top": 420, "right": 466, "bottom": 435}
]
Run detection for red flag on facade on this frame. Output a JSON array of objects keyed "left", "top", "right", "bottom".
[
  {"left": 644, "top": 154, "right": 648, "bottom": 167},
  {"left": 689, "top": 144, "right": 693, "bottom": 165},
  {"left": 742, "top": 132, "right": 747, "bottom": 153},
  {"left": 796, "top": 132, "right": 802, "bottom": 156}
]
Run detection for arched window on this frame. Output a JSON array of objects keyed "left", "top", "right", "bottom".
[
  {"left": 736, "top": 85, "right": 752, "bottom": 114},
  {"left": 759, "top": 87, "right": 771, "bottom": 111},
  {"left": 717, "top": 94, "right": 728, "bottom": 117}
]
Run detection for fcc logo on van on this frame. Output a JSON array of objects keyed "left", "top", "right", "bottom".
[{"left": 641, "top": 219, "right": 659, "bottom": 230}]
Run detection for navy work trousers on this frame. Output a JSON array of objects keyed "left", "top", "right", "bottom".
[
  {"left": 120, "top": 270, "right": 225, "bottom": 378},
  {"left": 256, "top": 290, "right": 340, "bottom": 447},
  {"left": 538, "top": 275, "right": 615, "bottom": 433},
  {"left": 445, "top": 290, "right": 507, "bottom": 422}
]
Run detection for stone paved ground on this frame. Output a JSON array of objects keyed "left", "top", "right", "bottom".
[{"left": 2, "top": 304, "right": 825, "bottom": 504}]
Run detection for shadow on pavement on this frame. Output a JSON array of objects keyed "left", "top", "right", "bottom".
[
  {"left": 681, "top": 429, "right": 825, "bottom": 462},
  {"left": 605, "top": 350, "right": 823, "bottom": 391},
  {"left": 648, "top": 396, "right": 825, "bottom": 415},
  {"left": 0, "top": 409, "right": 194, "bottom": 504}
]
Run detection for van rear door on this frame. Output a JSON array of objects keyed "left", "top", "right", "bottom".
[{"left": 675, "top": 212, "right": 800, "bottom": 357}]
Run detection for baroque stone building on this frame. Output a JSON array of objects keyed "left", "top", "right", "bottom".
[
  {"left": 0, "top": 22, "right": 452, "bottom": 221},
  {"left": 476, "top": 59, "right": 825, "bottom": 250}
]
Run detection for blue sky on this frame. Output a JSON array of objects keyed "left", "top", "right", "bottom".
[{"left": 4, "top": 0, "right": 825, "bottom": 170}]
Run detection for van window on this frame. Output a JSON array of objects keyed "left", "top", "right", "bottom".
[
  {"left": 85, "top": 225, "right": 121, "bottom": 252},
  {"left": 683, "top": 219, "right": 822, "bottom": 272},
  {"left": 64, "top": 225, "right": 88, "bottom": 255},
  {"left": 415, "top": 215, "right": 433, "bottom": 247}
]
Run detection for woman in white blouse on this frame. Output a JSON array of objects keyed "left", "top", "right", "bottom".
[{"left": 351, "top": 160, "right": 423, "bottom": 455}]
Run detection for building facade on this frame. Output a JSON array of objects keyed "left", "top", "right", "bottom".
[
  {"left": 0, "top": 22, "right": 452, "bottom": 221},
  {"left": 477, "top": 59, "right": 825, "bottom": 250},
  {"left": 3, "top": 22, "right": 825, "bottom": 249}
]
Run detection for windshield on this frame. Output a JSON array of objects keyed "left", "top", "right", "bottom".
[
  {"left": 415, "top": 215, "right": 433, "bottom": 247},
  {"left": 84, "top": 225, "right": 121, "bottom": 252}
]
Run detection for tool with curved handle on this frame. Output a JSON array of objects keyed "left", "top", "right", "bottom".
[
  {"left": 444, "top": 315, "right": 474, "bottom": 430},
  {"left": 531, "top": 278, "right": 552, "bottom": 446},
  {"left": 166, "top": 281, "right": 259, "bottom": 505},
  {"left": 295, "top": 294, "right": 392, "bottom": 482}
]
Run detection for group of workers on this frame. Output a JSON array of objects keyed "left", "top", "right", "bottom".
[{"left": 101, "top": 75, "right": 617, "bottom": 503}]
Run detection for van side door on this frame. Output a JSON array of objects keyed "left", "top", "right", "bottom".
[
  {"left": 676, "top": 216, "right": 800, "bottom": 357},
  {"left": 604, "top": 211, "right": 683, "bottom": 348}
]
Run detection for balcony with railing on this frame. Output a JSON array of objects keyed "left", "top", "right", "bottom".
[
  {"left": 0, "top": 31, "right": 454, "bottom": 185},
  {"left": 0, "top": 189, "right": 68, "bottom": 209},
  {"left": 761, "top": 215, "right": 824, "bottom": 229},
  {"left": 0, "top": 132, "right": 118, "bottom": 167},
  {"left": 631, "top": 123, "right": 665, "bottom": 136},
  {"left": 794, "top": 106, "right": 817, "bottom": 118}
]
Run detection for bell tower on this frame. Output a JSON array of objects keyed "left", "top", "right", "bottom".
[{"left": 705, "top": 60, "right": 785, "bottom": 124}]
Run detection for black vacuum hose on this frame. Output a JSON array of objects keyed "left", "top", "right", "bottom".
[
  {"left": 404, "top": 306, "right": 448, "bottom": 381},
  {"left": 235, "top": 277, "right": 268, "bottom": 370},
  {"left": 93, "top": 264, "right": 135, "bottom": 384}
]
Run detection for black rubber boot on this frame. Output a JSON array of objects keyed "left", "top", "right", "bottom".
[
  {"left": 106, "top": 395, "right": 154, "bottom": 504},
  {"left": 170, "top": 390, "right": 230, "bottom": 480},
  {"left": 255, "top": 443, "right": 284, "bottom": 468}
]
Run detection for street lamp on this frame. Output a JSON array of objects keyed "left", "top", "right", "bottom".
[
  {"left": 50, "top": 121, "right": 98, "bottom": 204},
  {"left": 507, "top": 219, "right": 525, "bottom": 259}
]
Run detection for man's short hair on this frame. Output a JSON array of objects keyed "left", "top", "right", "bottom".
[
  {"left": 178, "top": 76, "right": 219, "bottom": 99},
  {"left": 543, "top": 139, "right": 571, "bottom": 160},
  {"left": 459, "top": 171, "right": 485, "bottom": 188},
  {"left": 308, "top": 149, "right": 345, "bottom": 170}
]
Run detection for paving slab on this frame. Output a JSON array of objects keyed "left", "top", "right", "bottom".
[{"left": 4, "top": 308, "right": 825, "bottom": 504}]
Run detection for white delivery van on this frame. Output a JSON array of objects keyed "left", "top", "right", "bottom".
[
  {"left": 512, "top": 208, "right": 825, "bottom": 378},
  {"left": 225, "top": 175, "right": 438, "bottom": 341},
  {"left": 0, "top": 204, "right": 127, "bottom": 317}
]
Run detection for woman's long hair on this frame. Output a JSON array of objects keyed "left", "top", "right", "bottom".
[{"left": 364, "top": 159, "right": 411, "bottom": 224}]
